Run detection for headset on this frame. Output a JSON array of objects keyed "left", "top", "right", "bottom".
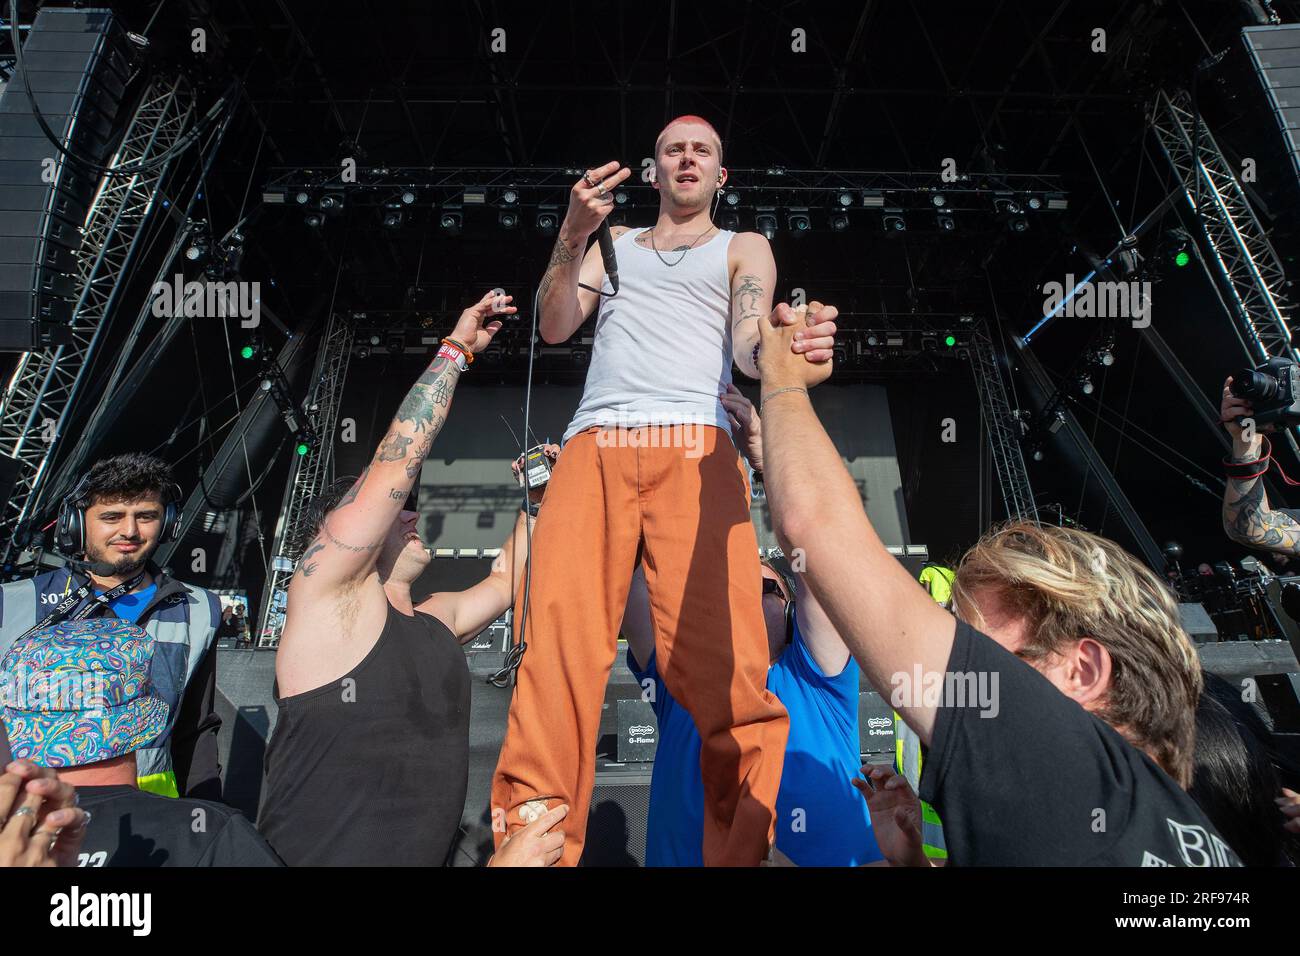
[{"left": 55, "top": 474, "right": 183, "bottom": 557}]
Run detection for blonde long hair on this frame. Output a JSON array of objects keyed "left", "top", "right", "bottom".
[{"left": 951, "top": 521, "right": 1202, "bottom": 787}]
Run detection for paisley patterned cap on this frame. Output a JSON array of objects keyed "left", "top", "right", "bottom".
[{"left": 0, "top": 617, "right": 169, "bottom": 768}]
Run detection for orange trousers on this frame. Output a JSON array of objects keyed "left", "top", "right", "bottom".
[{"left": 491, "top": 425, "right": 788, "bottom": 866}]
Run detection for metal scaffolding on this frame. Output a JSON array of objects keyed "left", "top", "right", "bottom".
[
  {"left": 970, "top": 317, "right": 1037, "bottom": 523},
  {"left": 1149, "top": 88, "right": 1296, "bottom": 364},
  {"left": 256, "top": 311, "right": 354, "bottom": 647},
  {"left": 0, "top": 77, "right": 196, "bottom": 564}
]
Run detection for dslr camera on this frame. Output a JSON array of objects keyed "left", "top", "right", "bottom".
[{"left": 1229, "top": 357, "right": 1300, "bottom": 426}]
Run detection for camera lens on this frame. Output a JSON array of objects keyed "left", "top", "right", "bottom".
[{"left": 1229, "top": 368, "right": 1279, "bottom": 402}]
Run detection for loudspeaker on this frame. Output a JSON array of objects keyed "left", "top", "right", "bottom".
[
  {"left": 1244, "top": 24, "right": 1300, "bottom": 193},
  {"left": 0, "top": 8, "right": 131, "bottom": 347},
  {"left": 581, "top": 761, "right": 651, "bottom": 867}
]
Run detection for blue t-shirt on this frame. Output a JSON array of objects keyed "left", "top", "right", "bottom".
[
  {"left": 104, "top": 582, "right": 158, "bottom": 625},
  {"left": 628, "top": 615, "right": 883, "bottom": 866}
]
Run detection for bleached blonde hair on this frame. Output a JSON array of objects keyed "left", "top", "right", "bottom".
[{"left": 951, "top": 521, "right": 1202, "bottom": 787}]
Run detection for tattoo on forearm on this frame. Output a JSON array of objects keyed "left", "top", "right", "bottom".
[
  {"left": 377, "top": 432, "right": 413, "bottom": 462},
  {"left": 406, "top": 433, "right": 433, "bottom": 479},
  {"left": 388, "top": 488, "right": 406, "bottom": 500},
  {"left": 538, "top": 235, "right": 580, "bottom": 303},
  {"left": 1224, "top": 477, "right": 1300, "bottom": 552},
  {"left": 395, "top": 357, "right": 456, "bottom": 433},
  {"left": 296, "top": 540, "right": 325, "bottom": 577}
]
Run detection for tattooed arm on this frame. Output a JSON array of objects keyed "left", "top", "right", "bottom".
[
  {"left": 538, "top": 225, "right": 630, "bottom": 344},
  {"left": 1218, "top": 375, "right": 1300, "bottom": 554},
  {"left": 729, "top": 233, "right": 778, "bottom": 379},
  {"left": 293, "top": 290, "right": 512, "bottom": 588}
]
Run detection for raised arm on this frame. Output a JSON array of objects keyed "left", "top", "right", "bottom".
[
  {"left": 415, "top": 445, "right": 559, "bottom": 641},
  {"left": 1220, "top": 376, "right": 1300, "bottom": 553},
  {"left": 757, "top": 303, "right": 954, "bottom": 744},
  {"left": 292, "top": 291, "right": 511, "bottom": 589},
  {"left": 721, "top": 382, "right": 848, "bottom": 675},
  {"left": 539, "top": 162, "right": 631, "bottom": 344}
]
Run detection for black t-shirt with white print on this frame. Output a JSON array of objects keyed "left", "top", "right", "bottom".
[
  {"left": 73, "top": 785, "right": 283, "bottom": 867},
  {"left": 918, "top": 621, "right": 1242, "bottom": 866}
]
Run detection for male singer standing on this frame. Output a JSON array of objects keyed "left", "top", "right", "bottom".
[{"left": 491, "top": 116, "right": 838, "bottom": 865}]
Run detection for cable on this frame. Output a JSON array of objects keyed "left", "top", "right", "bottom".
[
  {"left": 7, "top": 1, "right": 235, "bottom": 178},
  {"left": 489, "top": 282, "right": 541, "bottom": 689}
]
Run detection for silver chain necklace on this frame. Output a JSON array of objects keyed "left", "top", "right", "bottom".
[{"left": 647, "top": 223, "right": 717, "bottom": 267}]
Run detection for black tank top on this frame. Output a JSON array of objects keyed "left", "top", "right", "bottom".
[{"left": 258, "top": 602, "right": 470, "bottom": 866}]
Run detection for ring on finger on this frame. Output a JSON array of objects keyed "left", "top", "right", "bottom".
[
  {"left": 596, "top": 182, "right": 606, "bottom": 197},
  {"left": 582, "top": 172, "right": 596, "bottom": 187}
]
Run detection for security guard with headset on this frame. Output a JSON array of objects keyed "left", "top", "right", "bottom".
[
  {"left": 892, "top": 562, "right": 955, "bottom": 863},
  {"left": 0, "top": 453, "right": 223, "bottom": 799}
]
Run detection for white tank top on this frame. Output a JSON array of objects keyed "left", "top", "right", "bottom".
[{"left": 564, "top": 226, "right": 736, "bottom": 443}]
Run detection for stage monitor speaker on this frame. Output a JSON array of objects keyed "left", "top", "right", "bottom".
[
  {"left": 582, "top": 762, "right": 651, "bottom": 867},
  {"left": 1178, "top": 602, "right": 1220, "bottom": 644},
  {"left": 1244, "top": 24, "right": 1300, "bottom": 192},
  {"left": 0, "top": 7, "right": 131, "bottom": 348}
]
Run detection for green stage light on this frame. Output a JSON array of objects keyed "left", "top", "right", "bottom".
[
  {"left": 1174, "top": 250, "right": 1191, "bottom": 267},
  {"left": 295, "top": 443, "right": 309, "bottom": 456},
  {"left": 240, "top": 345, "right": 255, "bottom": 359},
  {"left": 945, "top": 335, "right": 956, "bottom": 347}
]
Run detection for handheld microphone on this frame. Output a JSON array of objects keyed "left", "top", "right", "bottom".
[{"left": 597, "top": 220, "right": 619, "bottom": 294}]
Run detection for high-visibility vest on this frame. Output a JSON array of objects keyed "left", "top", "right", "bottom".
[
  {"left": 893, "top": 563, "right": 955, "bottom": 861},
  {"left": 0, "top": 565, "right": 217, "bottom": 796},
  {"left": 893, "top": 715, "right": 947, "bottom": 861},
  {"left": 918, "top": 564, "right": 955, "bottom": 607}
]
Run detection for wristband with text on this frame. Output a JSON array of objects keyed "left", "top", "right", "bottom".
[{"left": 438, "top": 340, "right": 470, "bottom": 372}]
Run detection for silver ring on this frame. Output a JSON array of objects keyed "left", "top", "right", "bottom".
[
  {"left": 10, "top": 806, "right": 35, "bottom": 820},
  {"left": 596, "top": 183, "right": 607, "bottom": 197},
  {"left": 582, "top": 172, "right": 596, "bottom": 187}
]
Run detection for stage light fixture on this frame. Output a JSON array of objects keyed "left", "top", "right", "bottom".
[
  {"left": 721, "top": 210, "right": 740, "bottom": 231},
  {"left": 400, "top": 190, "right": 417, "bottom": 205},
  {"left": 294, "top": 191, "right": 310, "bottom": 205},
  {"left": 830, "top": 213, "right": 849, "bottom": 232},
  {"left": 185, "top": 238, "right": 208, "bottom": 262},
  {"left": 862, "top": 191, "right": 885, "bottom": 208},
  {"left": 1079, "top": 375, "right": 1094, "bottom": 395},
  {"left": 931, "top": 194, "right": 946, "bottom": 207},
  {"left": 614, "top": 190, "right": 629, "bottom": 205},
  {"left": 439, "top": 209, "right": 463, "bottom": 236},
  {"left": 499, "top": 211, "right": 520, "bottom": 229},
  {"left": 1026, "top": 195, "right": 1043, "bottom": 211},
  {"left": 787, "top": 209, "right": 811, "bottom": 236},
  {"left": 239, "top": 344, "right": 255, "bottom": 360},
  {"left": 937, "top": 212, "right": 955, "bottom": 231},
  {"left": 386, "top": 332, "right": 405, "bottom": 354},
  {"left": 1097, "top": 349, "right": 1115, "bottom": 367},
  {"left": 945, "top": 335, "right": 956, "bottom": 347},
  {"left": 725, "top": 190, "right": 741, "bottom": 206},
  {"left": 303, "top": 213, "right": 324, "bottom": 228},
  {"left": 837, "top": 191, "right": 854, "bottom": 207},
  {"left": 319, "top": 194, "right": 343, "bottom": 212},
  {"left": 755, "top": 208, "right": 777, "bottom": 241},
  {"left": 356, "top": 344, "right": 371, "bottom": 359},
  {"left": 1032, "top": 448, "right": 1045, "bottom": 462},
  {"left": 1007, "top": 216, "right": 1029, "bottom": 233},
  {"left": 536, "top": 207, "right": 559, "bottom": 236},
  {"left": 1175, "top": 250, "right": 1191, "bottom": 267},
  {"left": 882, "top": 209, "right": 906, "bottom": 233},
  {"left": 866, "top": 333, "right": 880, "bottom": 347},
  {"left": 381, "top": 202, "right": 405, "bottom": 229},
  {"left": 500, "top": 188, "right": 519, "bottom": 205},
  {"left": 463, "top": 188, "right": 487, "bottom": 205}
]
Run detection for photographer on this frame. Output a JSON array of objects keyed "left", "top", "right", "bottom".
[{"left": 1220, "top": 374, "right": 1300, "bottom": 558}]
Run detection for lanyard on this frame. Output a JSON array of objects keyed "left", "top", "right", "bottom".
[{"left": 19, "top": 569, "right": 149, "bottom": 642}]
